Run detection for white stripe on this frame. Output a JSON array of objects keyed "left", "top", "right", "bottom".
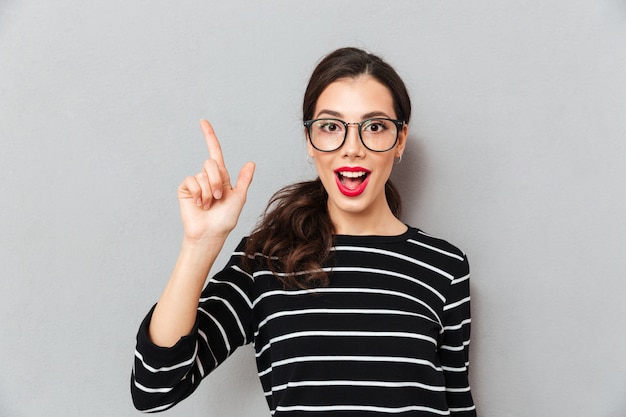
[
  {"left": 232, "top": 250, "right": 277, "bottom": 260},
  {"left": 443, "top": 318, "right": 471, "bottom": 331},
  {"left": 451, "top": 273, "right": 470, "bottom": 285},
  {"left": 198, "top": 329, "right": 218, "bottom": 368},
  {"left": 195, "top": 355, "right": 205, "bottom": 378},
  {"left": 450, "top": 405, "right": 477, "bottom": 412},
  {"left": 229, "top": 264, "right": 254, "bottom": 281},
  {"left": 407, "top": 239, "right": 464, "bottom": 261},
  {"left": 252, "top": 268, "right": 323, "bottom": 279},
  {"left": 443, "top": 296, "right": 471, "bottom": 311},
  {"left": 199, "top": 296, "right": 247, "bottom": 343},
  {"left": 132, "top": 379, "right": 174, "bottom": 394},
  {"left": 258, "top": 355, "right": 441, "bottom": 378},
  {"left": 445, "top": 385, "right": 471, "bottom": 393},
  {"left": 440, "top": 340, "right": 470, "bottom": 352},
  {"left": 198, "top": 308, "right": 231, "bottom": 352},
  {"left": 333, "top": 246, "right": 454, "bottom": 280},
  {"left": 256, "top": 330, "right": 437, "bottom": 357},
  {"left": 134, "top": 341, "right": 198, "bottom": 373},
  {"left": 255, "top": 308, "right": 441, "bottom": 338},
  {"left": 442, "top": 364, "right": 467, "bottom": 372},
  {"left": 269, "top": 379, "right": 446, "bottom": 394},
  {"left": 203, "top": 269, "right": 253, "bottom": 308},
  {"left": 330, "top": 266, "right": 445, "bottom": 302},
  {"left": 253, "top": 287, "right": 442, "bottom": 327},
  {"left": 275, "top": 404, "right": 450, "bottom": 415},
  {"left": 138, "top": 402, "right": 176, "bottom": 413}
]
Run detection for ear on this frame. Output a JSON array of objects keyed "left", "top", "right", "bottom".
[
  {"left": 305, "top": 127, "right": 315, "bottom": 158},
  {"left": 395, "top": 123, "right": 408, "bottom": 158}
]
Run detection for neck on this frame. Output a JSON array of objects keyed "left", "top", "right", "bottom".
[{"left": 330, "top": 207, "right": 407, "bottom": 236}]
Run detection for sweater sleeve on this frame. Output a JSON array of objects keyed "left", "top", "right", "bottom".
[
  {"left": 130, "top": 240, "right": 254, "bottom": 412},
  {"left": 439, "top": 254, "right": 476, "bottom": 416}
]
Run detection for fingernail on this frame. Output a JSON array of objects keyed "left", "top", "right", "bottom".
[
  {"left": 196, "top": 198, "right": 202, "bottom": 207},
  {"left": 213, "top": 190, "right": 222, "bottom": 199}
]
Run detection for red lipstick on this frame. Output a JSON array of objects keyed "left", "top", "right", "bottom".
[{"left": 334, "top": 166, "right": 371, "bottom": 197}]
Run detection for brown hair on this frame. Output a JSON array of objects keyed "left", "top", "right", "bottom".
[{"left": 244, "top": 47, "right": 411, "bottom": 288}]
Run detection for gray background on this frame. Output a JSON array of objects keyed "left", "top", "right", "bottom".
[{"left": 1, "top": 1, "right": 625, "bottom": 416}]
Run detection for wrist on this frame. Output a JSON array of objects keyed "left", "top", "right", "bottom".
[
  {"left": 181, "top": 234, "right": 227, "bottom": 255},
  {"left": 171, "top": 236, "right": 227, "bottom": 284}
]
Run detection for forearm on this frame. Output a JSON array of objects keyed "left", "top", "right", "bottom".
[{"left": 149, "top": 236, "right": 227, "bottom": 347}]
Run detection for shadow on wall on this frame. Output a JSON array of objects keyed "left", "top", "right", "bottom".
[{"left": 390, "top": 133, "right": 427, "bottom": 223}]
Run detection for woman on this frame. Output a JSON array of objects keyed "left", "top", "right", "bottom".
[{"left": 131, "top": 47, "right": 476, "bottom": 416}]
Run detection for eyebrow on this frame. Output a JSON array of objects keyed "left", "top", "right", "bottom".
[{"left": 315, "top": 109, "right": 394, "bottom": 120}]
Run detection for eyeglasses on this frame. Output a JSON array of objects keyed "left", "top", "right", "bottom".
[{"left": 304, "top": 118, "right": 405, "bottom": 152}]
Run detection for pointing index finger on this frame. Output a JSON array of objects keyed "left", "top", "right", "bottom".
[
  {"left": 199, "top": 119, "right": 231, "bottom": 191},
  {"left": 200, "top": 119, "right": 226, "bottom": 169}
]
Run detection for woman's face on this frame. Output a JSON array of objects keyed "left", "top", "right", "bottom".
[{"left": 307, "top": 75, "right": 407, "bottom": 231}]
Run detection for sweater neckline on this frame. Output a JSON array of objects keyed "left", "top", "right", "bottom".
[{"left": 333, "top": 226, "right": 419, "bottom": 245}]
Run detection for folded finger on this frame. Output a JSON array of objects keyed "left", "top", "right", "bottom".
[
  {"left": 203, "top": 159, "right": 224, "bottom": 200},
  {"left": 194, "top": 171, "right": 214, "bottom": 208},
  {"left": 179, "top": 176, "right": 203, "bottom": 207}
]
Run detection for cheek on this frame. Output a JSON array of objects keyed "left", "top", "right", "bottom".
[
  {"left": 313, "top": 154, "right": 333, "bottom": 177},
  {"left": 378, "top": 155, "right": 397, "bottom": 176}
]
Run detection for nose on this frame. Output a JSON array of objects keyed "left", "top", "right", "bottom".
[{"left": 343, "top": 123, "right": 365, "bottom": 157}]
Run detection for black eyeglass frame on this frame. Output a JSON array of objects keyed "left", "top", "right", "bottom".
[{"left": 303, "top": 118, "right": 405, "bottom": 153}]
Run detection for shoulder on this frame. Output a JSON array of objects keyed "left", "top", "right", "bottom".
[
  {"left": 405, "top": 227, "right": 466, "bottom": 261},
  {"left": 223, "top": 236, "right": 271, "bottom": 276},
  {"left": 401, "top": 227, "right": 470, "bottom": 279}
]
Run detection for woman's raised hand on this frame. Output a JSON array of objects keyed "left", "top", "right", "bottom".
[
  {"left": 177, "top": 120, "right": 255, "bottom": 242},
  {"left": 148, "top": 120, "right": 254, "bottom": 347}
]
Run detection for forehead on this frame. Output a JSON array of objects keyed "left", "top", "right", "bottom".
[{"left": 314, "top": 75, "right": 396, "bottom": 118}]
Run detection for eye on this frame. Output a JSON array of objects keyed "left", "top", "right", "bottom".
[
  {"left": 362, "top": 119, "right": 389, "bottom": 133},
  {"left": 317, "top": 120, "right": 344, "bottom": 134}
]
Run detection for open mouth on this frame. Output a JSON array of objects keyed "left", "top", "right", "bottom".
[
  {"left": 338, "top": 170, "right": 368, "bottom": 189},
  {"left": 334, "top": 168, "right": 371, "bottom": 196}
]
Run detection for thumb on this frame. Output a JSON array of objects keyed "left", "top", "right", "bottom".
[{"left": 233, "top": 161, "right": 256, "bottom": 199}]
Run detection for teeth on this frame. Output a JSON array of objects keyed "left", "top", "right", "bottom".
[{"left": 339, "top": 171, "right": 367, "bottom": 178}]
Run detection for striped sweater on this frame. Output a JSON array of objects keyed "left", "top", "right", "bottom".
[{"left": 131, "top": 227, "right": 476, "bottom": 416}]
